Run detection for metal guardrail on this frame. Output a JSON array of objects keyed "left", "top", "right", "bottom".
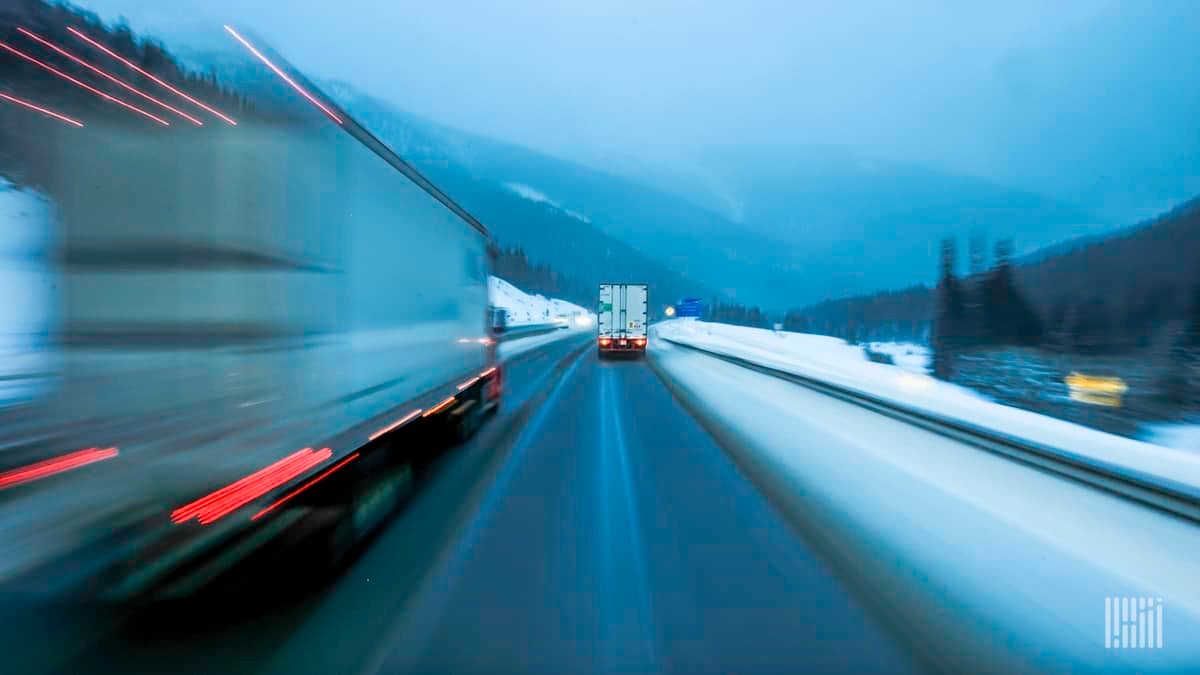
[
  {"left": 659, "top": 336, "right": 1200, "bottom": 525},
  {"left": 497, "top": 322, "right": 568, "bottom": 342}
]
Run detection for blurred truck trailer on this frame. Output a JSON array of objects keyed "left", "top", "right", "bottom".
[{"left": 0, "top": 26, "right": 499, "bottom": 600}]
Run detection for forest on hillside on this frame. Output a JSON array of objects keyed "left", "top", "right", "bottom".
[
  {"left": 0, "top": 0, "right": 265, "bottom": 190},
  {"left": 490, "top": 243, "right": 592, "bottom": 309},
  {"left": 779, "top": 195, "right": 1200, "bottom": 356}
]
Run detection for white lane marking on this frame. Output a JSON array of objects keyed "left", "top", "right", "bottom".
[
  {"left": 361, "top": 349, "right": 588, "bottom": 675},
  {"left": 600, "top": 366, "right": 661, "bottom": 672}
]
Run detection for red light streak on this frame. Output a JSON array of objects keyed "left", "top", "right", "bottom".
[
  {"left": 171, "top": 447, "right": 332, "bottom": 525},
  {"left": 0, "top": 41, "right": 169, "bottom": 126},
  {"left": 17, "top": 28, "right": 204, "bottom": 126},
  {"left": 369, "top": 409, "right": 422, "bottom": 441},
  {"left": 223, "top": 25, "right": 343, "bottom": 125},
  {"left": 423, "top": 396, "right": 457, "bottom": 417},
  {"left": 66, "top": 27, "right": 237, "bottom": 126},
  {"left": 457, "top": 376, "right": 480, "bottom": 391},
  {"left": 0, "top": 447, "right": 118, "bottom": 490},
  {"left": 251, "top": 453, "right": 359, "bottom": 521},
  {"left": 0, "top": 91, "right": 83, "bottom": 127}
]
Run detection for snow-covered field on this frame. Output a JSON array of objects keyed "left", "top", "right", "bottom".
[
  {"left": 489, "top": 276, "right": 591, "bottom": 327},
  {"left": 654, "top": 319, "right": 1200, "bottom": 489}
]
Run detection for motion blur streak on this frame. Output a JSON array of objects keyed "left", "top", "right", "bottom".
[
  {"left": 0, "top": 41, "right": 169, "bottom": 125},
  {"left": 193, "top": 449, "right": 333, "bottom": 526},
  {"left": 16, "top": 28, "right": 205, "bottom": 126},
  {"left": 0, "top": 447, "right": 118, "bottom": 490},
  {"left": 0, "top": 91, "right": 83, "bottom": 127},
  {"left": 171, "top": 448, "right": 334, "bottom": 526},
  {"left": 170, "top": 451, "right": 316, "bottom": 524},
  {"left": 251, "top": 453, "right": 360, "bottom": 521},
  {"left": 423, "top": 396, "right": 457, "bottom": 417},
  {"left": 480, "top": 367, "right": 497, "bottom": 377},
  {"left": 65, "top": 26, "right": 238, "bottom": 126},
  {"left": 457, "top": 376, "right": 480, "bottom": 391},
  {"left": 223, "top": 25, "right": 344, "bottom": 125},
  {"left": 369, "top": 409, "right": 423, "bottom": 441}
]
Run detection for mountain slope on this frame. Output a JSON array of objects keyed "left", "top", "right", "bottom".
[
  {"left": 789, "top": 194, "right": 1200, "bottom": 347},
  {"left": 325, "top": 85, "right": 791, "bottom": 306},
  {"left": 655, "top": 146, "right": 1108, "bottom": 302},
  {"left": 327, "top": 82, "right": 1114, "bottom": 310}
]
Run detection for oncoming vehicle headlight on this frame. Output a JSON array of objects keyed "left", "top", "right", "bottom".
[{"left": 574, "top": 314, "right": 594, "bottom": 328}]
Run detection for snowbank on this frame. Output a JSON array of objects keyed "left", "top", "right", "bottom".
[
  {"left": 1141, "top": 424, "right": 1200, "bottom": 453},
  {"left": 866, "top": 341, "right": 930, "bottom": 374},
  {"left": 654, "top": 320, "right": 1200, "bottom": 490},
  {"left": 489, "top": 276, "right": 591, "bottom": 327},
  {"left": 650, "top": 334, "right": 1200, "bottom": 672}
]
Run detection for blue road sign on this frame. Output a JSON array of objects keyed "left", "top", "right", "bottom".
[{"left": 676, "top": 298, "right": 703, "bottom": 318}]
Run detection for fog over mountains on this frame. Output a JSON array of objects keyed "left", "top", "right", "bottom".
[{"left": 71, "top": 0, "right": 1200, "bottom": 312}]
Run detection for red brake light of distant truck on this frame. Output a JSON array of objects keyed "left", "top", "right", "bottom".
[
  {"left": 634, "top": 338, "right": 646, "bottom": 347},
  {"left": 599, "top": 338, "right": 611, "bottom": 346}
]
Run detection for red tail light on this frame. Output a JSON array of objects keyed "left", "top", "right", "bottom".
[
  {"left": 599, "top": 338, "right": 612, "bottom": 346},
  {"left": 485, "top": 365, "right": 503, "bottom": 400},
  {"left": 635, "top": 338, "right": 647, "bottom": 347}
]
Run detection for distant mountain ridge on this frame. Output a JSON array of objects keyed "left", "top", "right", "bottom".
[
  {"left": 790, "top": 193, "right": 1200, "bottom": 350},
  {"left": 7, "top": 4, "right": 1139, "bottom": 315},
  {"left": 325, "top": 81, "right": 1114, "bottom": 311}
]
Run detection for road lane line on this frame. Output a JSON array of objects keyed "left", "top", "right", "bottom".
[
  {"left": 600, "top": 366, "right": 661, "bottom": 672},
  {"left": 361, "top": 348, "right": 589, "bottom": 675}
]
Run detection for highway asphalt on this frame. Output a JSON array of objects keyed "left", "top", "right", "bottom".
[{"left": 30, "top": 335, "right": 917, "bottom": 674}]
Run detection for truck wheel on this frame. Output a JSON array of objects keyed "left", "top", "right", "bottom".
[{"left": 448, "top": 390, "right": 486, "bottom": 444}]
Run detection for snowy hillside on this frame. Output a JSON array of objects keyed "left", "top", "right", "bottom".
[
  {"left": 489, "top": 276, "right": 591, "bottom": 326},
  {"left": 502, "top": 182, "right": 593, "bottom": 223}
]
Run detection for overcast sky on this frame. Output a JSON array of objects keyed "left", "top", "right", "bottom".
[{"left": 78, "top": 1, "right": 1120, "bottom": 170}]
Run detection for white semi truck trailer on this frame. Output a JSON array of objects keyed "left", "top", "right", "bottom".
[
  {"left": 0, "top": 24, "right": 500, "bottom": 599},
  {"left": 597, "top": 283, "right": 648, "bottom": 357}
]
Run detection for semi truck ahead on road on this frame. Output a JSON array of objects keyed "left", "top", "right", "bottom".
[
  {"left": 598, "top": 283, "right": 649, "bottom": 357},
  {"left": 0, "top": 25, "right": 500, "bottom": 600}
]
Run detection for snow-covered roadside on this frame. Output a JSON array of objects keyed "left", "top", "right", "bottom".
[
  {"left": 1141, "top": 423, "right": 1200, "bottom": 453},
  {"left": 489, "top": 276, "right": 591, "bottom": 327},
  {"left": 650, "top": 335, "right": 1200, "bottom": 672},
  {"left": 654, "top": 319, "right": 1200, "bottom": 490},
  {"left": 490, "top": 276, "right": 594, "bottom": 358}
]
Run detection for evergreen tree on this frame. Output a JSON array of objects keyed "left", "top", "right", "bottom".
[
  {"left": 1159, "top": 285, "right": 1200, "bottom": 408},
  {"left": 981, "top": 238, "right": 1043, "bottom": 346},
  {"left": 932, "top": 238, "right": 965, "bottom": 379}
]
